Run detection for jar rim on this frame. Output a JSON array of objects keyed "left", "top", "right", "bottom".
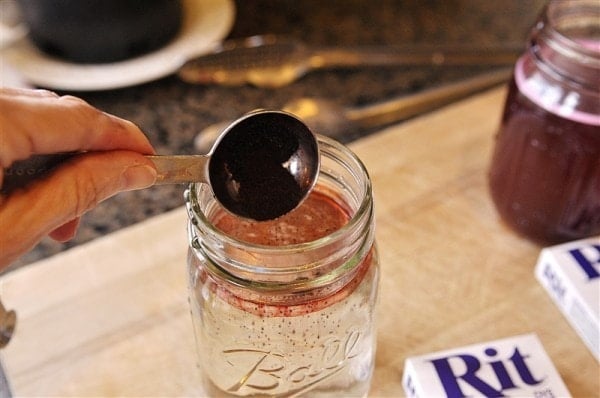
[
  {"left": 542, "top": 0, "right": 600, "bottom": 60},
  {"left": 185, "top": 134, "right": 373, "bottom": 260},
  {"left": 527, "top": 0, "right": 600, "bottom": 91}
]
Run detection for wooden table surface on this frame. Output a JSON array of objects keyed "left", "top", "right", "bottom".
[{"left": 0, "top": 87, "right": 598, "bottom": 397}]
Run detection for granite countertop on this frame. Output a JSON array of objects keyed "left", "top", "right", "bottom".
[{"left": 8, "top": 0, "right": 547, "bottom": 270}]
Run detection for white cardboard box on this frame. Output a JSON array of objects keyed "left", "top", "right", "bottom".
[
  {"left": 534, "top": 236, "right": 600, "bottom": 362},
  {"left": 402, "top": 333, "right": 571, "bottom": 398}
]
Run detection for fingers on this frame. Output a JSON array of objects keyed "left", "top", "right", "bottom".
[
  {"left": 0, "top": 88, "right": 158, "bottom": 268},
  {"left": 0, "top": 88, "right": 155, "bottom": 168},
  {"left": 0, "top": 87, "right": 59, "bottom": 98},
  {"left": 0, "top": 150, "right": 157, "bottom": 268}
]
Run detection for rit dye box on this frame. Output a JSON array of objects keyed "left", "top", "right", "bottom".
[
  {"left": 534, "top": 236, "right": 600, "bottom": 362},
  {"left": 402, "top": 333, "right": 571, "bottom": 398}
]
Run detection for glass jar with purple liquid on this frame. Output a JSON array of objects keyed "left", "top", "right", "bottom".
[{"left": 489, "top": 0, "right": 600, "bottom": 244}]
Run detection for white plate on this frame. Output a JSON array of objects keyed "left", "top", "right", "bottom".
[{"left": 0, "top": 0, "right": 235, "bottom": 91}]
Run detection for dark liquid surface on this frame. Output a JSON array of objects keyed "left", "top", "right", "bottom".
[
  {"left": 209, "top": 112, "right": 318, "bottom": 221},
  {"left": 489, "top": 78, "right": 600, "bottom": 244}
]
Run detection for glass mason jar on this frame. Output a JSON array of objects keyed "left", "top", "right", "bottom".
[
  {"left": 185, "top": 135, "right": 379, "bottom": 397},
  {"left": 488, "top": 0, "right": 600, "bottom": 244}
]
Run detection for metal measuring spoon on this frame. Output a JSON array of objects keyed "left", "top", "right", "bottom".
[
  {"left": 178, "top": 34, "right": 520, "bottom": 88},
  {"left": 2, "top": 110, "right": 320, "bottom": 221},
  {"left": 154, "top": 110, "right": 319, "bottom": 220}
]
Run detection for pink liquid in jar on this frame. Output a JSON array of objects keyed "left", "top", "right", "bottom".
[{"left": 489, "top": 56, "right": 600, "bottom": 244}]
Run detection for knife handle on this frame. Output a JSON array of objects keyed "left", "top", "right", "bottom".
[{"left": 1, "top": 153, "right": 76, "bottom": 195}]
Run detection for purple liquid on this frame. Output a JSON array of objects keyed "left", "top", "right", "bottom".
[{"left": 489, "top": 75, "right": 600, "bottom": 244}]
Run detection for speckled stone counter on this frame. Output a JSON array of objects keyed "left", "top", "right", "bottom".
[{"left": 9, "top": 0, "right": 547, "bottom": 269}]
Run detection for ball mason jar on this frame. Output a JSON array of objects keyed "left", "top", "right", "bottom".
[
  {"left": 488, "top": 0, "right": 600, "bottom": 244},
  {"left": 185, "top": 135, "right": 379, "bottom": 397}
]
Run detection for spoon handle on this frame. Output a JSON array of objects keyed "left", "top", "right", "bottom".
[
  {"left": 1, "top": 153, "right": 209, "bottom": 195},
  {"left": 311, "top": 44, "right": 521, "bottom": 69},
  {"left": 346, "top": 67, "right": 512, "bottom": 128},
  {"left": 146, "top": 155, "right": 209, "bottom": 185}
]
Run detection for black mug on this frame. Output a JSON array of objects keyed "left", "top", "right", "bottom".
[{"left": 17, "top": 0, "right": 183, "bottom": 63}]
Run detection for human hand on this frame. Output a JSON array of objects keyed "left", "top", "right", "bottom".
[{"left": 0, "top": 88, "right": 157, "bottom": 269}]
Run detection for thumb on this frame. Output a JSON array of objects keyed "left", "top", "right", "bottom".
[{"left": 0, "top": 151, "right": 156, "bottom": 268}]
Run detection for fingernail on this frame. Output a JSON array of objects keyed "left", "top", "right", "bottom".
[{"left": 120, "top": 164, "right": 157, "bottom": 191}]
